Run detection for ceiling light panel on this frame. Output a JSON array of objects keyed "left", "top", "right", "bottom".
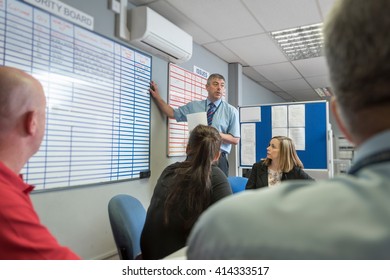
[
  {"left": 315, "top": 87, "right": 333, "bottom": 99},
  {"left": 271, "top": 23, "right": 323, "bottom": 61}
]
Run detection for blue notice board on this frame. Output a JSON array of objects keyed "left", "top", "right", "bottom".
[{"left": 240, "top": 101, "right": 329, "bottom": 169}]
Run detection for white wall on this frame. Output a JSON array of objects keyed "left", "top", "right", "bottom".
[
  {"left": 241, "top": 75, "right": 284, "bottom": 106},
  {"left": 31, "top": 180, "right": 150, "bottom": 259},
  {"left": 29, "top": 0, "right": 284, "bottom": 259}
]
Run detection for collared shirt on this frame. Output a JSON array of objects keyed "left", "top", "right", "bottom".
[
  {"left": 0, "top": 162, "right": 80, "bottom": 260},
  {"left": 352, "top": 130, "right": 390, "bottom": 165},
  {"left": 187, "top": 130, "right": 390, "bottom": 260},
  {"left": 173, "top": 99, "right": 240, "bottom": 153}
]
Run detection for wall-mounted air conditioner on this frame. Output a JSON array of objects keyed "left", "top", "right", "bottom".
[{"left": 128, "top": 6, "right": 193, "bottom": 63}]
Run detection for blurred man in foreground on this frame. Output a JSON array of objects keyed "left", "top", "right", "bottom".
[{"left": 187, "top": 0, "right": 390, "bottom": 259}]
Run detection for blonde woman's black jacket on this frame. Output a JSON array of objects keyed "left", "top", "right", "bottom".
[{"left": 245, "top": 160, "right": 314, "bottom": 189}]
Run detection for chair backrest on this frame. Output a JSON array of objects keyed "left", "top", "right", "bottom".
[
  {"left": 108, "top": 194, "right": 146, "bottom": 260},
  {"left": 228, "top": 176, "right": 248, "bottom": 193}
]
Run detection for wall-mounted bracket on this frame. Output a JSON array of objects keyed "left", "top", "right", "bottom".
[{"left": 110, "top": 0, "right": 130, "bottom": 41}]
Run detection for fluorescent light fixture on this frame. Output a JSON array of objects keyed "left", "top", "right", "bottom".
[
  {"left": 271, "top": 23, "right": 323, "bottom": 60},
  {"left": 315, "top": 87, "right": 333, "bottom": 98}
]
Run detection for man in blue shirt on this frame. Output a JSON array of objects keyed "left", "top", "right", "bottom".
[{"left": 149, "top": 73, "right": 240, "bottom": 176}]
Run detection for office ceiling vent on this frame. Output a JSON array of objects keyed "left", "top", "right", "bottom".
[
  {"left": 128, "top": 6, "right": 193, "bottom": 63},
  {"left": 270, "top": 23, "right": 323, "bottom": 61}
]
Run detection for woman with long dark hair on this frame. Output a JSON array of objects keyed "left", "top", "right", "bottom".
[{"left": 141, "top": 125, "right": 232, "bottom": 259}]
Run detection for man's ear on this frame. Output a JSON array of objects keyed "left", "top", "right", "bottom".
[
  {"left": 330, "top": 98, "right": 353, "bottom": 143},
  {"left": 24, "top": 111, "right": 38, "bottom": 136}
]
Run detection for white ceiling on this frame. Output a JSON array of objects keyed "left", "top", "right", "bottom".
[{"left": 128, "top": 0, "right": 337, "bottom": 102}]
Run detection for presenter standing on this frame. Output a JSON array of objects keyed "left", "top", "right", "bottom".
[{"left": 149, "top": 73, "right": 240, "bottom": 176}]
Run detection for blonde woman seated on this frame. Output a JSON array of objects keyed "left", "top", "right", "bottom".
[{"left": 246, "top": 136, "right": 313, "bottom": 189}]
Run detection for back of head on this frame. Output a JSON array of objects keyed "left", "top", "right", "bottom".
[
  {"left": 182, "top": 124, "right": 222, "bottom": 192},
  {"left": 0, "top": 67, "right": 43, "bottom": 128},
  {"left": 187, "top": 124, "right": 222, "bottom": 167},
  {"left": 164, "top": 125, "right": 222, "bottom": 229},
  {"left": 324, "top": 0, "right": 390, "bottom": 140},
  {"left": 0, "top": 66, "right": 46, "bottom": 171}
]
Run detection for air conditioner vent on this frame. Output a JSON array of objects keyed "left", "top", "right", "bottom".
[{"left": 128, "top": 6, "right": 192, "bottom": 63}]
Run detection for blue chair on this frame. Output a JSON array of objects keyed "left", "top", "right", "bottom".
[
  {"left": 227, "top": 176, "right": 248, "bottom": 193},
  {"left": 108, "top": 194, "right": 146, "bottom": 260}
]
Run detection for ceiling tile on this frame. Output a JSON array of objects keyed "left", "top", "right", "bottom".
[
  {"left": 274, "top": 91, "right": 295, "bottom": 102},
  {"left": 203, "top": 42, "right": 246, "bottom": 64},
  {"left": 288, "top": 89, "right": 322, "bottom": 101},
  {"left": 187, "top": 28, "right": 217, "bottom": 45},
  {"left": 147, "top": 1, "right": 215, "bottom": 44},
  {"left": 253, "top": 62, "right": 302, "bottom": 82},
  {"left": 131, "top": 0, "right": 334, "bottom": 102},
  {"left": 243, "top": 0, "right": 322, "bottom": 32},
  {"left": 306, "top": 75, "right": 331, "bottom": 88},
  {"left": 223, "top": 34, "right": 288, "bottom": 65},
  {"left": 242, "top": 67, "right": 269, "bottom": 82},
  {"left": 259, "top": 81, "right": 283, "bottom": 92},
  {"left": 292, "top": 56, "right": 329, "bottom": 77},
  {"left": 317, "top": 0, "right": 338, "bottom": 19},
  {"left": 274, "top": 78, "right": 312, "bottom": 91},
  {"left": 166, "top": 0, "right": 265, "bottom": 41}
]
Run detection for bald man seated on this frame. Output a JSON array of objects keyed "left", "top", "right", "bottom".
[{"left": 0, "top": 66, "right": 80, "bottom": 259}]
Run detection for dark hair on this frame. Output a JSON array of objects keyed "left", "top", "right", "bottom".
[
  {"left": 207, "top": 73, "right": 225, "bottom": 85},
  {"left": 164, "top": 125, "right": 222, "bottom": 230},
  {"left": 324, "top": 0, "right": 390, "bottom": 136}
]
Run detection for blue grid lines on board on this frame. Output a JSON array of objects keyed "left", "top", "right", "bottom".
[
  {"left": 0, "top": 0, "right": 152, "bottom": 190},
  {"left": 0, "top": 8, "right": 5, "bottom": 65}
]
